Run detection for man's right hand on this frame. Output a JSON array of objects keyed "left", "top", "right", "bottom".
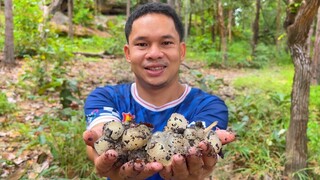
[{"left": 82, "top": 124, "right": 163, "bottom": 179}]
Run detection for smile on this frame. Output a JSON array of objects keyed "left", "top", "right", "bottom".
[{"left": 146, "top": 66, "right": 166, "bottom": 71}]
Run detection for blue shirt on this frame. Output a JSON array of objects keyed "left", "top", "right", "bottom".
[{"left": 84, "top": 83, "right": 228, "bottom": 180}]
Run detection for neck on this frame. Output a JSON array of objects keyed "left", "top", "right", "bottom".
[{"left": 135, "top": 82, "right": 185, "bottom": 107}]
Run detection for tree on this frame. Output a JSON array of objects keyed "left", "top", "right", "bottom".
[
  {"left": 48, "top": 0, "right": 64, "bottom": 15},
  {"left": 68, "top": 0, "right": 73, "bottom": 39},
  {"left": 184, "top": 0, "right": 190, "bottom": 41},
  {"left": 311, "top": 8, "right": 320, "bottom": 85},
  {"left": 252, "top": 0, "right": 261, "bottom": 56},
  {"left": 283, "top": 0, "right": 320, "bottom": 178},
  {"left": 167, "top": 0, "right": 175, "bottom": 8},
  {"left": 126, "top": 0, "right": 130, "bottom": 19},
  {"left": 4, "top": 0, "right": 15, "bottom": 65},
  {"left": 276, "top": 0, "right": 283, "bottom": 51},
  {"left": 216, "top": 0, "right": 227, "bottom": 64}
]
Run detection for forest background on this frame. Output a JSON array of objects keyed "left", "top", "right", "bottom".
[{"left": 0, "top": 0, "right": 320, "bottom": 179}]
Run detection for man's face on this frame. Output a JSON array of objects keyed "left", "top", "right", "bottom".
[{"left": 124, "top": 13, "right": 186, "bottom": 88}]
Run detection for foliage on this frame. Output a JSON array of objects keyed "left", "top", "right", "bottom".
[
  {"left": 73, "top": 0, "right": 95, "bottom": 26},
  {"left": 16, "top": 41, "right": 74, "bottom": 98},
  {"left": 189, "top": 69, "right": 224, "bottom": 94},
  {"left": 1, "top": 0, "right": 319, "bottom": 179},
  {"left": 0, "top": 92, "right": 16, "bottom": 115},
  {"left": 220, "top": 66, "right": 320, "bottom": 179},
  {"left": 13, "top": 0, "right": 44, "bottom": 57},
  {"left": 5, "top": 108, "right": 101, "bottom": 179},
  {"left": 308, "top": 85, "right": 320, "bottom": 178},
  {"left": 104, "top": 16, "right": 127, "bottom": 55}
]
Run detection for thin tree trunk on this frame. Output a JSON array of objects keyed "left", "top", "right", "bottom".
[
  {"left": 252, "top": 0, "right": 260, "bottom": 56},
  {"left": 184, "top": 0, "right": 189, "bottom": 42},
  {"left": 211, "top": 5, "right": 216, "bottom": 43},
  {"left": 68, "top": 0, "right": 73, "bottom": 39},
  {"left": 200, "top": 0, "right": 205, "bottom": 35},
  {"left": 227, "top": 8, "right": 232, "bottom": 42},
  {"left": 217, "top": 0, "right": 227, "bottom": 64},
  {"left": 167, "top": 0, "right": 175, "bottom": 8},
  {"left": 275, "top": 0, "right": 282, "bottom": 51},
  {"left": 175, "top": 0, "right": 181, "bottom": 17},
  {"left": 4, "top": 0, "right": 15, "bottom": 65},
  {"left": 284, "top": 0, "right": 320, "bottom": 178},
  {"left": 0, "top": 1, "right": 2, "bottom": 27},
  {"left": 48, "top": 0, "right": 64, "bottom": 15},
  {"left": 126, "top": 0, "right": 130, "bottom": 20},
  {"left": 311, "top": 8, "right": 320, "bottom": 85}
]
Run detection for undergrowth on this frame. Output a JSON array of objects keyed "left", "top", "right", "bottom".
[{"left": 219, "top": 65, "right": 320, "bottom": 179}]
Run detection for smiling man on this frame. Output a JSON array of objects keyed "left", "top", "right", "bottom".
[{"left": 83, "top": 2, "right": 228, "bottom": 180}]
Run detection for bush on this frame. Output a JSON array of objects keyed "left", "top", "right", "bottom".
[{"left": 0, "top": 92, "right": 15, "bottom": 115}]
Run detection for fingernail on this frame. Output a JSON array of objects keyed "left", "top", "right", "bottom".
[
  {"left": 174, "top": 154, "right": 185, "bottom": 165},
  {"left": 134, "top": 162, "right": 144, "bottom": 171}
]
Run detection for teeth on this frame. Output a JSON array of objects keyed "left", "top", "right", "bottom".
[{"left": 148, "top": 67, "right": 164, "bottom": 71}]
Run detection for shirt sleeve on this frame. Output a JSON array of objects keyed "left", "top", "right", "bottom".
[
  {"left": 84, "top": 86, "right": 121, "bottom": 130},
  {"left": 189, "top": 95, "right": 229, "bottom": 130}
]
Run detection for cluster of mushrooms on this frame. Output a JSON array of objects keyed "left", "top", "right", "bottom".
[{"left": 94, "top": 113, "right": 225, "bottom": 167}]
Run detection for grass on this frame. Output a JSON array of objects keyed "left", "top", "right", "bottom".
[
  {"left": 220, "top": 64, "right": 320, "bottom": 179},
  {"left": 231, "top": 65, "right": 294, "bottom": 94}
]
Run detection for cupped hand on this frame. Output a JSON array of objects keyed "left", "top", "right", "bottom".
[
  {"left": 82, "top": 124, "right": 163, "bottom": 179},
  {"left": 159, "top": 141, "right": 217, "bottom": 180}
]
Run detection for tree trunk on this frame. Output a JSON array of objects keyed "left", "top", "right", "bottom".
[
  {"left": 275, "top": 0, "right": 282, "bottom": 51},
  {"left": 4, "top": 0, "right": 15, "bottom": 65},
  {"left": 252, "top": 0, "right": 260, "bottom": 56},
  {"left": 311, "top": 8, "right": 320, "bottom": 85},
  {"left": 68, "top": 0, "right": 73, "bottom": 39},
  {"left": 306, "top": 20, "right": 315, "bottom": 57},
  {"left": 200, "top": 0, "right": 205, "bottom": 35},
  {"left": 184, "top": 0, "right": 189, "bottom": 42},
  {"left": 284, "top": 0, "right": 320, "bottom": 178},
  {"left": 0, "top": 1, "right": 2, "bottom": 27},
  {"left": 48, "top": 0, "right": 64, "bottom": 15},
  {"left": 126, "top": 0, "right": 130, "bottom": 19},
  {"left": 175, "top": 0, "right": 181, "bottom": 17},
  {"left": 227, "top": 8, "right": 232, "bottom": 42},
  {"left": 217, "top": 0, "right": 227, "bottom": 64},
  {"left": 167, "top": 0, "right": 175, "bottom": 8},
  {"left": 211, "top": 4, "right": 216, "bottom": 43}
]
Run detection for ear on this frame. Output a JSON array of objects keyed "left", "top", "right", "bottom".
[
  {"left": 180, "top": 42, "right": 186, "bottom": 63},
  {"left": 124, "top": 44, "right": 131, "bottom": 63}
]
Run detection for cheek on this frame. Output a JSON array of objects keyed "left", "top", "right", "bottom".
[{"left": 129, "top": 51, "right": 145, "bottom": 62}]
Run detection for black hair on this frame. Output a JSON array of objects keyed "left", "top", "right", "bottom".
[{"left": 125, "top": 2, "right": 184, "bottom": 43}]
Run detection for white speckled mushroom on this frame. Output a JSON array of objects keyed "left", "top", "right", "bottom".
[
  {"left": 121, "top": 124, "right": 152, "bottom": 151},
  {"left": 164, "top": 113, "right": 189, "bottom": 133}
]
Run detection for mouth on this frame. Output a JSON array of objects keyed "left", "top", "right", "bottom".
[
  {"left": 145, "top": 66, "right": 166, "bottom": 71},
  {"left": 144, "top": 65, "right": 167, "bottom": 76}
]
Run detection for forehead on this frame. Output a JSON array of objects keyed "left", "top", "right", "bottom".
[{"left": 129, "top": 13, "right": 178, "bottom": 41}]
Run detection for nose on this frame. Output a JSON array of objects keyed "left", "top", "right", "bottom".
[{"left": 145, "top": 44, "right": 164, "bottom": 60}]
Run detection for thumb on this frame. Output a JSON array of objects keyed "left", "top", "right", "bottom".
[{"left": 83, "top": 124, "right": 104, "bottom": 147}]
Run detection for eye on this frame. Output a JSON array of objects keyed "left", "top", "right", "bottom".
[
  {"left": 162, "top": 41, "right": 173, "bottom": 46},
  {"left": 135, "top": 43, "right": 148, "bottom": 47}
]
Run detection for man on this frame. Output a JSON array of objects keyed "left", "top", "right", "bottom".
[{"left": 83, "top": 2, "right": 228, "bottom": 180}]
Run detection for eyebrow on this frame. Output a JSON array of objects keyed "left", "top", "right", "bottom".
[{"left": 132, "top": 34, "right": 175, "bottom": 42}]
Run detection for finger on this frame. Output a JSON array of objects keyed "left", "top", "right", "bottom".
[
  {"left": 138, "top": 162, "right": 163, "bottom": 179},
  {"left": 159, "top": 165, "right": 173, "bottom": 180},
  {"left": 171, "top": 154, "right": 189, "bottom": 178},
  {"left": 94, "top": 149, "right": 119, "bottom": 176},
  {"left": 198, "top": 141, "right": 218, "bottom": 171},
  {"left": 186, "top": 147, "right": 204, "bottom": 176},
  {"left": 119, "top": 161, "right": 145, "bottom": 179},
  {"left": 83, "top": 124, "right": 104, "bottom": 147},
  {"left": 83, "top": 130, "right": 99, "bottom": 147}
]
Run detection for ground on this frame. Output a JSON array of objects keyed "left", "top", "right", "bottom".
[{"left": 0, "top": 54, "right": 246, "bottom": 179}]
